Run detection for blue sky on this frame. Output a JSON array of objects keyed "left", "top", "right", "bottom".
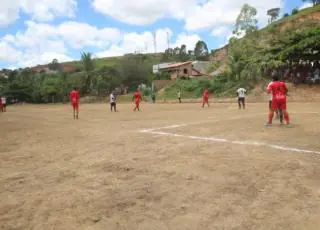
[{"left": 0, "top": 0, "right": 312, "bottom": 69}]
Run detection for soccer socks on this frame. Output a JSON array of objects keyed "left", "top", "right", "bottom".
[
  {"left": 284, "top": 111, "right": 290, "bottom": 124},
  {"left": 268, "top": 111, "right": 274, "bottom": 123}
]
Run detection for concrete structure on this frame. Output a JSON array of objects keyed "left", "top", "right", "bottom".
[
  {"left": 155, "top": 61, "right": 210, "bottom": 80},
  {"left": 153, "top": 62, "right": 174, "bottom": 74}
]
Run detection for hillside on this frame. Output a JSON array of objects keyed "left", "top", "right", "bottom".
[{"left": 210, "top": 5, "right": 320, "bottom": 72}]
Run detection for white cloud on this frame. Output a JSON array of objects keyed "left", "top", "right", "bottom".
[
  {"left": 0, "top": 0, "right": 77, "bottom": 27},
  {"left": 57, "top": 21, "right": 121, "bottom": 49},
  {"left": 211, "top": 26, "right": 230, "bottom": 36},
  {"left": 0, "top": 1, "right": 20, "bottom": 27},
  {"left": 92, "top": 0, "right": 282, "bottom": 32},
  {"left": 92, "top": 0, "right": 196, "bottom": 25},
  {"left": 0, "top": 42, "right": 22, "bottom": 62},
  {"left": 96, "top": 28, "right": 201, "bottom": 58},
  {"left": 299, "top": 3, "right": 313, "bottom": 10},
  {"left": 0, "top": 20, "right": 122, "bottom": 67},
  {"left": 1, "top": 21, "right": 200, "bottom": 68},
  {"left": 184, "top": 0, "right": 283, "bottom": 31}
]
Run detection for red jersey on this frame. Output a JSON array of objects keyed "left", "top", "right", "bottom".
[
  {"left": 267, "top": 81, "right": 288, "bottom": 101},
  {"left": 70, "top": 90, "right": 80, "bottom": 103},
  {"left": 134, "top": 92, "right": 141, "bottom": 102},
  {"left": 203, "top": 90, "right": 209, "bottom": 99}
]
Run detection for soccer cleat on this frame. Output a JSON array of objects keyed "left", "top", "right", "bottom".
[{"left": 264, "top": 122, "right": 272, "bottom": 126}]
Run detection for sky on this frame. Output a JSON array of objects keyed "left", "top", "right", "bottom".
[{"left": 0, "top": 0, "right": 313, "bottom": 69}]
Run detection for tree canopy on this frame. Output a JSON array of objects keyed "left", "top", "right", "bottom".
[{"left": 233, "top": 4, "right": 258, "bottom": 35}]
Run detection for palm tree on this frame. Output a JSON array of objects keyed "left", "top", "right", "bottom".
[{"left": 81, "top": 52, "right": 94, "bottom": 93}]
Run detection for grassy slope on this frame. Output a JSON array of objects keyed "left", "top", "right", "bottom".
[{"left": 157, "top": 6, "right": 320, "bottom": 100}]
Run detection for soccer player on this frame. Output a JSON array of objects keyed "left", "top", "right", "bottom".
[
  {"left": 1, "top": 96, "right": 6, "bottom": 112},
  {"left": 267, "top": 80, "right": 280, "bottom": 121},
  {"left": 202, "top": 89, "right": 209, "bottom": 108},
  {"left": 0, "top": 96, "right": 3, "bottom": 112},
  {"left": 133, "top": 88, "right": 142, "bottom": 111},
  {"left": 177, "top": 90, "right": 182, "bottom": 103},
  {"left": 110, "top": 91, "right": 117, "bottom": 112},
  {"left": 69, "top": 87, "right": 80, "bottom": 119},
  {"left": 237, "top": 87, "right": 246, "bottom": 109},
  {"left": 266, "top": 76, "right": 290, "bottom": 126}
]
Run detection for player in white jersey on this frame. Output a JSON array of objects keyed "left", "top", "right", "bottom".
[
  {"left": 109, "top": 92, "right": 117, "bottom": 112},
  {"left": 237, "top": 87, "right": 246, "bottom": 109}
]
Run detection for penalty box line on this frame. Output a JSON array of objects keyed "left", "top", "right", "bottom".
[{"left": 139, "top": 112, "right": 320, "bottom": 155}]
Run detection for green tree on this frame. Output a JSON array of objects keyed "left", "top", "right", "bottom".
[
  {"left": 194, "top": 40, "right": 209, "bottom": 61},
  {"left": 291, "top": 8, "right": 299, "bottom": 15},
  {"left": 117, "top": 56, "right": 151, "bottom": 91},
  {"left": 49, "top": 59, "right": 59, "bottom": 70},
  {"left": 302, "top": 0, "right": 319, "bottom": 6},
  {"left": 59, "top": 72, "right": 69, "bottom": 103},
  {"left": 81, "top": 52, "right": 94, "bottom": 93},
  {"left": 179, "top": 44, "right": 189, "bottom": 61},
  {"left": 233, "top": 4, "right": 258, "bottom": 36},
  {"left": 41, "top": 77, "right": 60, "bottom": 103}
]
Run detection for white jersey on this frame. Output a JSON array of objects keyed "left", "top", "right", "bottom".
[
  {"left": 1, "top": 97, "right": 6, "bottom": 104},
  {"left": 267, "top": 82, "right": 273, "bottom": 101},
  {"left": 109, "top": 94, "right": 116, "bottom": 103},
  {"left": 237, "top": 88, "right": 246, "bottom": 98}
]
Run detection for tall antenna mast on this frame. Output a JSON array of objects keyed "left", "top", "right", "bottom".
[
  {"left": 153, "top": 31, "right": 157, "bottom": 53},
  {"left": 144, "top": 42, "right": 148, "bottom": 54},
  {"left": 166, "top": 31, "right": 170, "bottom": 50}
]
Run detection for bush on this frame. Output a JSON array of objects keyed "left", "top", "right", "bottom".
[
  {"left": 291, "top": 8, "right": 299, "bottom": 15},
  {"left": 283, "top": 13, "right": 289, "bottom": 18}
]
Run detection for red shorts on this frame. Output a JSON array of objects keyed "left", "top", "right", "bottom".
[
  {"left": 72, "top": 102, "right": 79, "bottom": 109},
  {"left": 135, "top": 100, "right": 140, "bottom": 105},
  {"left": 272, "top": 99, "right": 286, "bottom": 110},
  {"left": 203, "top": 97, "right": 209, "bottom": 103}
]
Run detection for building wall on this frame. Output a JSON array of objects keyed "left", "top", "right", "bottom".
[{"left": 169, "top": 64, "right": 193, "bottom": 80}]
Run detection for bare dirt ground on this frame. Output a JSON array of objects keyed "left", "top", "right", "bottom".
[{"left": 1, "top": 102, "right": 320, "bottom": 230}]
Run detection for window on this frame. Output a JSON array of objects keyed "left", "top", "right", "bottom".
[{"left": 183, "top": 68, "right": 188, "bottom": 74}]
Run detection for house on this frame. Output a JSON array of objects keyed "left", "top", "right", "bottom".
[{"left": 155, "top": 61, "right": 211, "bottom": 80}]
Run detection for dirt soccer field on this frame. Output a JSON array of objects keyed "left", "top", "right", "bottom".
[{"left": 1, "top": 102, "right": 320, "bottom": 230}]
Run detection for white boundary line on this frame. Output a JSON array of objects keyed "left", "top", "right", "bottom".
[{"left": 139, "top": 112, "right": 320, "bottom": 155}]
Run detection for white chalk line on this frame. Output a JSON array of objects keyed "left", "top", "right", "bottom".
[
  {"left": 139, "top": 111, "right": 320, "bottom": 155},
  {"left": 142, "top": 130, "right": 320, "bottom": 155}
]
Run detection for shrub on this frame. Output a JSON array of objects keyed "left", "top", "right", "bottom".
[{"left": 291, "top": 8, "right": 299, "bottom": 15}]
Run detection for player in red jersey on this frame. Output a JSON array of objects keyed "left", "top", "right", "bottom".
[
  {"left": 266, "top": 76, "right": 290, "bottom": 126},
  {"left": 133, "top": 88, "right": 142, "bottom": 111},
  {"left": 0, "top": 96, "right": 3, "bottom": 112},
  {"left": 202, "top": 89, "right": 209, "bottom": 108},
  {"left": 69, "top": 87, "right": 80, "bottom": 119}
]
